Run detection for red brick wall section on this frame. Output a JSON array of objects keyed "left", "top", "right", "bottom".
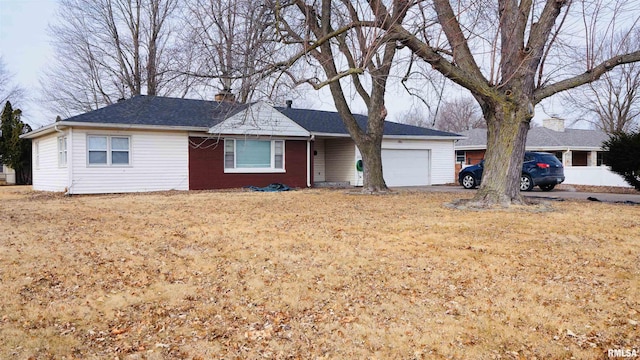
[
  {"left": 465, "top": 150, "right": 486, "bottom": 165},
  {"left": 189, "top": 137, "right": 310, "bottom": 190}
]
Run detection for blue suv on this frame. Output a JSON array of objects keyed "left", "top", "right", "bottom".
[{"left": 458, "top": 152, "right": 565, "bottom": 191}]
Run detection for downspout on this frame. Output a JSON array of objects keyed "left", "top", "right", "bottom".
[
  {"left": 67, "top": 128, "right": 73, "bottom": 195},
  {"left": 307, "top": 135, "right": 315, "bottom": 188}
]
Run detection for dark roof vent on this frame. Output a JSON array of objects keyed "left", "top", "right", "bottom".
[{"left": 286, "top": 100, "right": 293, "bottom": 108}]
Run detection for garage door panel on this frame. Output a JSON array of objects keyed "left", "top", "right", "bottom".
[{"left": 382, "top": 149, "right": 430, "bottom": 186}]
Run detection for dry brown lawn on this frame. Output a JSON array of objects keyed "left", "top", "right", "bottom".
[{"left": 0, "top": 186, "right": 638, "bottom": 360}]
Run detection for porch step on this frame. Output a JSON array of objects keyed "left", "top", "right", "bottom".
[{"left": 314, "top": 181, "right": 352, "bottom": 188}]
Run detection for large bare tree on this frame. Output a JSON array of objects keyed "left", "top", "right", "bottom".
[
  {"left": 434, "top": 97, "right": 485, "bottom": 133},
  {"left": 386, "top": 0, "right": 640, "bottom": 206},
  {"left": 273, "top": 0, "right": 415, "bottom": 192},
  {"left": 278, "top": 0, "right": 639, "bottom": 204},
  {"left": 182, "top": 0, "right": 293, "bottom": 103},
  {"left": 41, "top": 0, "right": 181, "bottom": 117}
]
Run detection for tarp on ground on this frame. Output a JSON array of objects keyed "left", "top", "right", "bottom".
[{"left": 246, "top": 183, "right": 291, "bottom": 192}]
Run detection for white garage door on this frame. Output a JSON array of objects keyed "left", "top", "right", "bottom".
[{"left": 382, "top": 149, "right": 430, "bottom": 186}]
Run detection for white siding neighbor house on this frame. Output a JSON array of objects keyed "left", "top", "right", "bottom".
[
  {"left": 455, "top": 118, "right": 629, "bottom": 187},
  {"left": 22, "top": 95, "right": 463, "bottom": 194},
  {"left": 0, "top": 162, "right": 16, "bottom": 184}
]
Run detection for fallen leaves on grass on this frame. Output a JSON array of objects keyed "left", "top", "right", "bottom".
[{"left": 0, "top": 187, "right": 638, "bottom": 359}]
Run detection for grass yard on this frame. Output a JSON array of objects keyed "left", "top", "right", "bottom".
[{"left": 0, "top": 186, "right": 638, "bottom": 359}]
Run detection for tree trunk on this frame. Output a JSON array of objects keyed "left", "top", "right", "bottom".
[
  {"left": 357, "top": 136, "right": 387, "bottom": 193},
  {"left": 326, "top": 72, "right": 389, "bottom": 194},
  {"left": 472, "top": 102, "right": 531, "bottom": 206}
]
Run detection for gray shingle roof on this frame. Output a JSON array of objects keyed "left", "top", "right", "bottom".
[
  {"left": 457, "top": 127, "right": 609, "bottom": 149},
  {"left": 61, "top": 95, "right": 461, "bottom": 137},
  {"left": 276, "top": 107, "right": 460, "bottom": 137},
  {"left": 65, "top": 95, "right": 249, "bottom": 128}
]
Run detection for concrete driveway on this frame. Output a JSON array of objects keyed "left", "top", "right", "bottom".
[{"left": 395, "top": 185, "right": 640, "bottom": 204}]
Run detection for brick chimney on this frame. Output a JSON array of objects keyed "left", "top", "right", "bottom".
[
  {"left": 214, "top": 87, "right": 236, "bottom": 103},
  {"left": 542, "top": 117, "right": 565, "bottom": 132}
]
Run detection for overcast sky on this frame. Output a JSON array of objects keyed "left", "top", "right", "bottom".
[
  {"left": 0, "top": 0, "right": 578, "bottom": 130},
  {"left": 0, "top": 0, "right": 57, "bottom": 127}
]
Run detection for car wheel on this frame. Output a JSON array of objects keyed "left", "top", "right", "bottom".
[
  {"left": 461, "top": 174, "right": 476, "bottom": 189},
  {"left": 520, "top": 174, "right": 534, "bottom": 191},
  {"left": 539, "top": 184, "right": 555, "bottom": 192}
]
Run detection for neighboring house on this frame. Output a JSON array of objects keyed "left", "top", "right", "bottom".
[
  {"left": 0, "top": 160, "right": 16, "bottom": 185},
  {"left": 21, "top": 95, "right": 463, "bottom": 194},
  {"left": 455, "top": 118, "right": 629, "bottom": 187}
]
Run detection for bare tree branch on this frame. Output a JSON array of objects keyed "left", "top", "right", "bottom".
[
  {"left": 0, "top": 57, "right": 25, "bottom": 106},
  {"left": 41, "top": 0, "right": 182, "bottom": 117},
  {"left": 535, "top": 50, "right": 640, "bottom": 102}
]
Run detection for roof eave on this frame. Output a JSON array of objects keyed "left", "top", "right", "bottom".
[
  {"left": 310, "top": 132, "right": 352, "bottom": 138},
  {"left": 311, "top": 132, "right": 464, "bottom": 140},
  {"left": 455, "top": 145, "right": 487, "bottom": 150},
  {"left": 526, "top": 145, "right": 604, "bottom": 151},
  {"left": 20, "top": 121, "right": 208, "bottom": 139},
  {"left": 384, "top": 135, "right": 465, "bottom": 140},
  {"left": 456, "top": 145, "right": 605, "bottom": 151}
]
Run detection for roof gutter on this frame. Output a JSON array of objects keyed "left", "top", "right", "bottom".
[
  {"left": 382, "top": 135, "right": 467, "bottom": 140},
  {"left": 21, "top": 121, "right": 210, "bottom": 139},
  {"left": 309, "top": 132, "right": 466, "bottom": 140},
  {"left": 457, "top": 145, "right": 604, "bottom": 152}
]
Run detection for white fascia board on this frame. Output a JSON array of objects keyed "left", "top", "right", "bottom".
[
  {"left": 526, "top": 146, "right": 604, "bottom": 151},
  {"left": 456, "top": 145, "right": 604, "bottom": 152},
  {"left": 455, "top": 145, "right": 487, "bottom": 150},
  {"left": 311, "top": 132, "right": 464, "bottom": 141},
  {"left": 383, "top": 135, "right": 465, "bottom": 140},
  {"left": 191, "top": 133, "right": 310, "bottom": 141},
  {"left": 209, "top": 102, "right": 311, "bottom": 137},
  {"left": 20, "top": 122, "right": 59, "bottom": 139},
  {"left": 21, "top": 121, "right": 206, "bottom": 139},
  {"left": 311, "top": 132, "right": 352, "bottom": 138}
]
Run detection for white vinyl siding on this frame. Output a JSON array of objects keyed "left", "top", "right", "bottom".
[
  {"left": 381, "top": 139, "right": 456, "bottom": 185},
  {"left": 32, "top": 133, "right": 69, "bottom": 192},
  {"left": 313, "top": 138, "right": 326, "bottom": 182},
  {"left": 70, "top": 129, "right": 188, "bottom": 194},
  {"left": 428, "top": 140, "right": 456, "bottom": 184},
  {"left": 35, "top": 141, "right": 39, "bottom": 170},
  {"left": 324, "top": 138, "right": 356, "bottom": 184},
  {"left": 318, "top": 138, "right": 455, "bottom": 187},
  {"left": 209, "top": 102, "right": 311, "bottom": 137}
]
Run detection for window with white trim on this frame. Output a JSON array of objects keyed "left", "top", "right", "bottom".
[
  {"left": 224, "top": 139, "right": 284, "bottom": 172},
  {"left": 58, "top": 136, "right": 68, "bottom": 167},
  {"left": 87, "top": 135, "right": 130, "bottom": 166}
]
